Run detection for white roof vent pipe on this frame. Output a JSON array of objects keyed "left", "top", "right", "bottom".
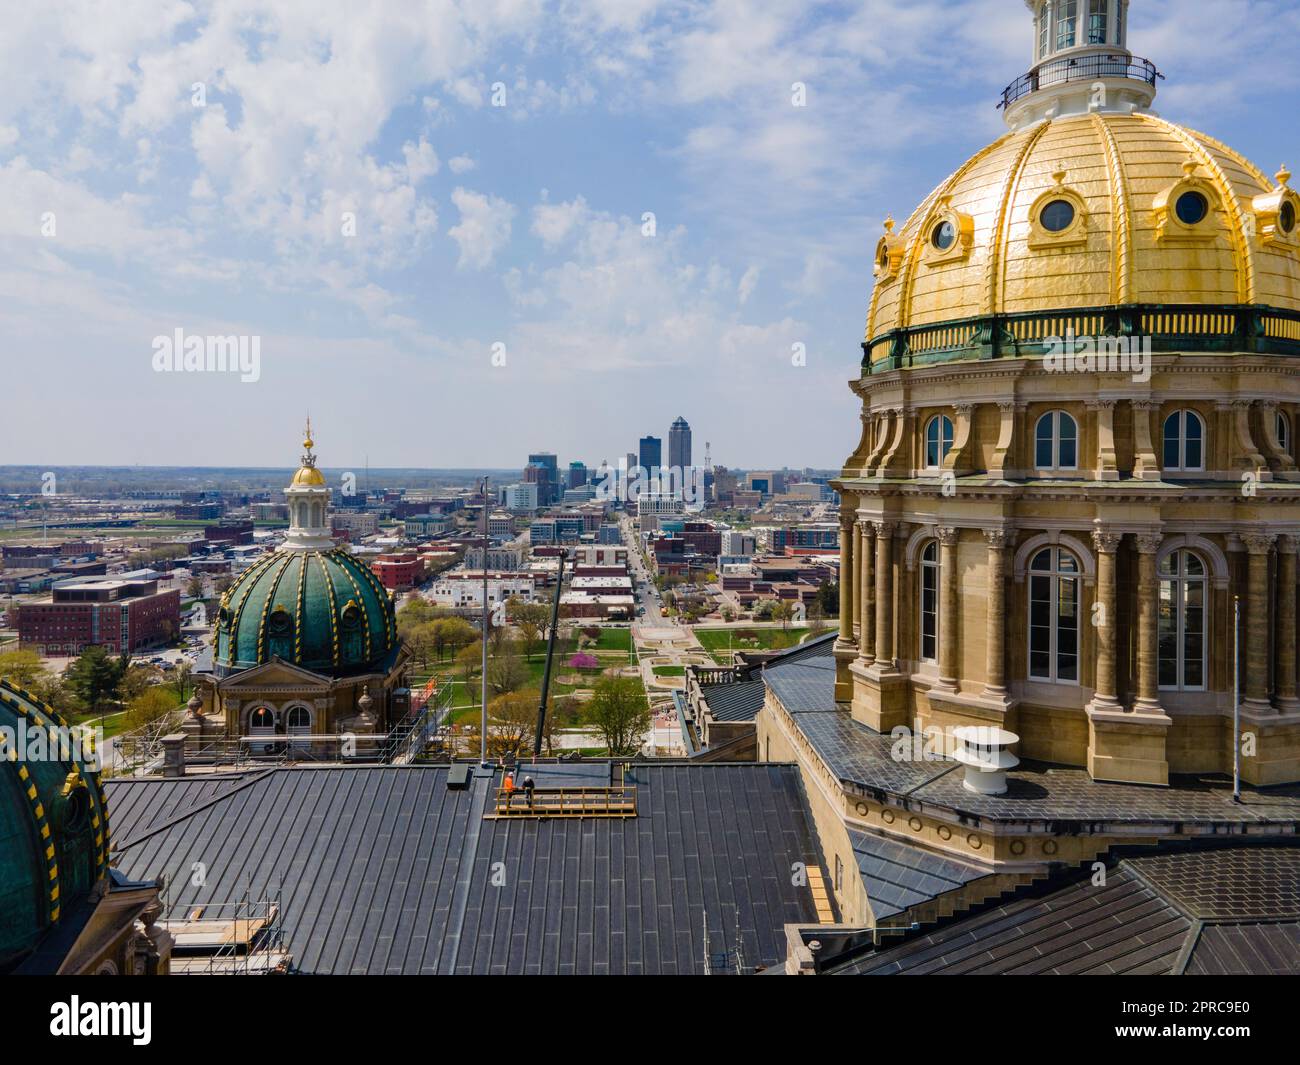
[{"left": 952, "top": 726, "right": 1020, "bottom": 795}]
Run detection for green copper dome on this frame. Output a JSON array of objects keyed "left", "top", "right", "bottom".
[
  {"left": 214, "top": 548, "right": 398, "bottom": 678},
  {"left": 0, "top": 680, "right": 109, "bottom": 972}
]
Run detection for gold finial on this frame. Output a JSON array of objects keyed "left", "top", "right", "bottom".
[
  {"left": 303, "top": 415, "right": 314, "bottom": 451},
  {"left": 1278, "top": 165, "right": 1292, "bottom": 189},
  {"left": 1052, "top": 169, "right": 1067, "bottom": 187},
  {"left": 883, "top": 215, "right": 895, "bottom": 235},
  {"left": 1182, "top": 158, "right": 1199, "bottom": 179}
]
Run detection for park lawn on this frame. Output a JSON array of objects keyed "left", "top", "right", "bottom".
[
  {"left": 652, "top": 665, "right": 685, "bottom": 677},
  {"left": 693, "top": 626, "right": 811, "bottom": 663}
]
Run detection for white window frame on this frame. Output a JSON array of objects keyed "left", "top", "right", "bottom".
[
  {"left": 1027, "top": 547, "right": 1081, "bottom": 684},
  {"left": 1162, "top": 410, "right": 1206, "bottom": 472},
  {"left": 1158, "top": 550, "right": 1208, "bottom": 692},
  {"left": 1034, "top": 410, "right": 1079, "bottom": 471},
  {"left": 1278, "top": 410, "right": 1291, "bottom": 459},
  {"left": 919, "top": 540, "right": 939, "bottom": 663},
  {"left": 924, "top": 415, "right": 954, "bottom": 471}
]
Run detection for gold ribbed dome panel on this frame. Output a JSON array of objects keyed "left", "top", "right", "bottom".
[{"left": 866, "top": 113, "right": 1300, "bottom": 353}]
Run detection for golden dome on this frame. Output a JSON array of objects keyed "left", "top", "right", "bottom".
[
  {"left": 291, "top": 465, "right": 326, "bottom": 487},
  {"left": 867, "top": 112, "right": 1300, "bottom": 364}
]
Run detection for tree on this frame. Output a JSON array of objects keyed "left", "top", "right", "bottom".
[
  {"left": 488, "top": 648, "right": 528, "bottom": 696},
  {"left": 0, "top": 648, "right": 48, "bottom": 689},
  {"left": 397, "top": 596, "right": 438, "bottom": 638},
  {"left": 772, "top": 600, "right": 797, "bottom": 632},
  {"left": 171, "top": 660, "right": 193, "bottom": 702},
  {"left": 486, "top": 689, "right": 539, "bottom": 758},
  {"left": 509, "top": 598, "right": 550, "bottom": 660},
  {"left": 455, "top": 641, "right": 482, "bottom": 700},
  {"left": 66, "top": 646, "right": 124, "bottom": 714},
  {"left": 185, "top": 576, "right": 205, "bottom": 599},
  {"left": 588, "top": 675, "right": 651, "bottom": 756},
  {"left": 438, "top": 617, "right": 478, "bottom": 659},
  {"left": 123, "top": 686, "right": 181, "bottom": 733},
  {"left": 119, "top": 662, "right": 163, "bottom": 703},
  {"left": 817, "top": 579, "right": 839, "bottom": 619}
]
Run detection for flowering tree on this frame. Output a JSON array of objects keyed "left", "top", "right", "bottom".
[{"left": 569, "top": 653, "right": 600, "bottom": 671}]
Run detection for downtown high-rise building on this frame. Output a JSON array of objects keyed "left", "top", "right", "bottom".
[
  {"left": 668, "top": 416, "right": 692, "bottom": 469},
  {"left": 638, "top": 436, "right": 661, "bottom": 473}
]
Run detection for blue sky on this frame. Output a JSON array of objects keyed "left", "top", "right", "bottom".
[{"left": 4, "top": 0, "right": 1299, "bottom": 473}]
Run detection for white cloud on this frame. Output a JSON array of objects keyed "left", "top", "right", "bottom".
[
  {"left": 531, "top": 195, "right": 589, "bottom": 248},
  {"left": 448, "top": 154, "right": 477, "bottom": 174},
  {"left": 448, "top": 187, "right": 516, "bottom": 270}
]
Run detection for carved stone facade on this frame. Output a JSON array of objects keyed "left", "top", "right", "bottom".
[{"left": 834, "top": 361, "right": 1300, "bottom": 786}]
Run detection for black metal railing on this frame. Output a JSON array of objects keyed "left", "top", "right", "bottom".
[
  {"left": 999, "top": 54, "right": 1162, "bottom": 110},
  {"left": 864, "top": 304, "right": 1300, "bottom": 373}
]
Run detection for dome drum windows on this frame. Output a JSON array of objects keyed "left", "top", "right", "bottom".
[
  {"left": 1034, "top": 410, "right": 1079, "bottom": 471},
  {"left": 1251, "top": 167, "right": 1300, "bottom": 251},
  {"left": 1162, "top": 409, "right": 1205, "bottom": 473},
  {"left": 1029, "top": 172, "right": 1088, "bottom": 249},
  {"left": 920, "top": 541, "right": 939, "bottom": 663},
  {"left": 924, "top": 414, "right": 954, "bottom": 470},
  {"left": 1153, "top": 161, "right": 1223, "bottom": 244},
  {"left": 923, "top": 196, "right": 974, "bottom": 266}
]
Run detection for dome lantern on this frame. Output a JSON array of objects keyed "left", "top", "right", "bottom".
[
  {"left": 284, "top": 417, "right": 333, "bottom": 552},
  {"left": 1005, "top": 0, "right": 1160, "bottom": 131}
]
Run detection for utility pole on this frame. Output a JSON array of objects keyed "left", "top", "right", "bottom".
[
  {"left": 1233, "top": 594, "right": 1241, "bottom": 802},
  {"left": 480, "top": 476, "right": 489, "bottom": 765}
]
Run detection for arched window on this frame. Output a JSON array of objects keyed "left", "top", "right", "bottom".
[
  {"left": 1028, "top": 547, "right": 1080, "bottom": 683},
  {"left": 920, "top": 540, "right": 939, "bottom": 662},
  {"left": 1278, "top": 410, "right": 1291, "bottom": 458},
  {"left": 1035, "top": 410, "right": 1078, "bottom": 471},
  {"left": 249, "top": 706, "right": 276, "bottom": 733},
  {"left": 1037, "top": 3, "right": 1051, "bottom": 59},
  {"left": 1056, "top": 0, "right": 1078, "bottom": 49},
  {"left": 1163, "top": 410, "right": 1205, "bottom": 472},
  {"left": 285, "top": 705, "right": 312, "bottom": 732},
  {"left": 1158, "top": 551, "right": 1207, "bottom": 690},
  {"left": 925, "top": 415, "right": 954, "bottom": 469},
  {"left": 1087, "top": 0, "right": 1108, "bottom": 44}
]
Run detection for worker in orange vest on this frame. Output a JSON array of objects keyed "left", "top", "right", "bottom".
[{"left": 503, "top": 770, "right": 515, "bottom": 810}]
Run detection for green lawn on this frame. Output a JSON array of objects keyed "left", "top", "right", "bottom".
[
  {"left": 652, "top": 665, "right": 685, "bottom": 677},
  {"left": 694, "top": 627, "right": 811, "bottom": 662}
]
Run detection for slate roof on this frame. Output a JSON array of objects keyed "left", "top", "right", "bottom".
[
  {"left": 849, "top": 829, "right": 994, "bottom": 922},
  {"left": 826, "top": 844, "right": 1300, "bottom": 976},
  {"left": 106, "top": 762, "right": 825, "bottom": 975},
  {"left": 763, "top": 636, "right": 1300, "bottom": 831},
  {"left": 700, "top": 678, "right": 765, "bottom": 722}
]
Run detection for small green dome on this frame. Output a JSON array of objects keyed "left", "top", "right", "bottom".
[
  {"left": 0, "top": 680, "right": 109, "bottom": 972},
  {"left": 214, "top": 548, "right": 397, "bottom": 677}
]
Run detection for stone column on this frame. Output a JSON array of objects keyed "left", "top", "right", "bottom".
[
  {"left": 852, "top": 521, "right": 864, "bottom": 639},
  {"left": 1092, "top": 529, "right": 1123, "bottom": 708},
  {"left": 858, "top": 521, "right": 875, "bottom": 666},
  {"left": 874, "top": 521, "right": 895, "bottom": 670},
  {"left": 936, "top": 526, "right": 960, "bottom": 690},
  {"left": 983, "top": 530, "right": 1012, "bottom": 698},
  {"left": 1242, "top": 532, "right": 1276, "bottom": 712},
  {"left": 838, "top": 515, "right": 855, "bottom": 645},
  {"left": 1279, "top": 534, "right": 1299, "bottom": 710},
  {"left": 1134, "top": 533, "right": 1163, "bottom": 710}
]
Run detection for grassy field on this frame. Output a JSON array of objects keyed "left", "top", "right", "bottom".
[
  {"left": 652, "top": 665, "right": 685, "bottom": 677},
  {"left": 693, "top": 627, "right": 811, "bottom": 662}
]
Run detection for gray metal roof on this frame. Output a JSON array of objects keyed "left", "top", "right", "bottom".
[
  {"left": 106, "top": 762, "right": 824, "bottom": 974},
  {"left": 763, "top": 633, "right": 1300, "bottom": 829},
  {"left": 849, "top": 829, "right": 993, "bottom": 922},
  {"left": 828, "top": 844, "right": 1300, "bottom": 976}
]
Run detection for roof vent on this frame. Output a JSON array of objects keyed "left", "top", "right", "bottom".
[{"left": 952, "top": 727, "right": 1019, "bottom": 795}]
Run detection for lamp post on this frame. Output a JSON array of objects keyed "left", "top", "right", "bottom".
[{"left": 480, "top": 476, "right": 489, "bottom": 765}]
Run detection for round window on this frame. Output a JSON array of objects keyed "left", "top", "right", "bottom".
[
  {"left": 1176, "top": 190, "right": 1209, "bottom": 226},
  {"left": 932, "top": 220, "right": 956, "bottom": 250},
  {"left": 1281, "top": 200, "right": 1296, "bottom": 234},
  {"left": 1040, "top": 199, "right": 1076, "bottom": 233}
]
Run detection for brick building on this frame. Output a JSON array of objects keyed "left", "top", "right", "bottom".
[{"left": 18, "top": 577, "right": 180, "bottom": 655}]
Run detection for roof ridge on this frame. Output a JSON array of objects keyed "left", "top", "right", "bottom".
[{"left": 111, "top": 767, "right": 281, "bottom": 851}]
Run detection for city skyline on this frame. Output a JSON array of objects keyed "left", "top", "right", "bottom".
[{"left": 6, "top": 2, "right": 1300, "bottom": 469}]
